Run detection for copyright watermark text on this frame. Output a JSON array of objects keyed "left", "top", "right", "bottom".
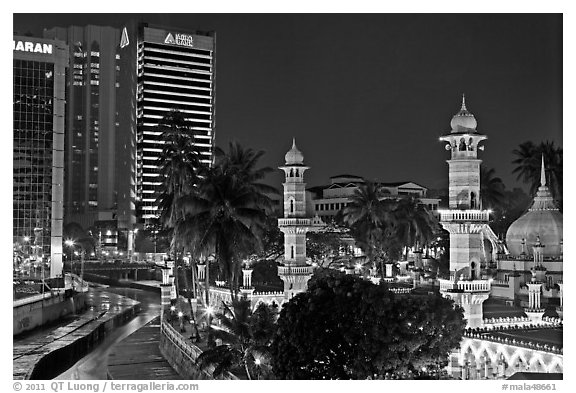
[{"left": 13, "top": 382, "right": 199, "bottom": 393}]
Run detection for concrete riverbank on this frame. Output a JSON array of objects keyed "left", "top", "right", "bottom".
[{"left": 13, "top": 289, "right": 141, "bottom": 380}]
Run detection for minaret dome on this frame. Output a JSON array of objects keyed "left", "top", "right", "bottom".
[
  {"left": 450, "top": 94, "right": 478, "bottom": 132},
  {"left": 284, "top": 138, "right": 304, "bottom": 165}
]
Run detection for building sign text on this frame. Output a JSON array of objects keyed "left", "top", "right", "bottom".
[{"left": 13, "top": 40, "right": 53, "bottom": 54}]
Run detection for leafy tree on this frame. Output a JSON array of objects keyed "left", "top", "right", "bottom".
[
  {"left": 250, "top": 216, "right": 284, "bottom": 262},
  {"left": 197, "top": 299, "right": 277, "bottom": 380},
  {"left": 251, "top": 260, "right": 284, "bottom": 290},
  {"left": 512, "top": 141, "right": 562, "bottom": 206},
  {"left": 306, "top": 231, "right": 350, "bottom": 265},
  {"left": 271, "top": 269, "right": 465, "bottom": 379}
]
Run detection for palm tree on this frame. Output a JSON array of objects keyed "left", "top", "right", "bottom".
[
  {"left": 155, "top": 109, "right": 204, "bottom": 339},
  {"left": 343, "top": 181, "right": 392, "bottom": 273},
  {"left": 512, "top": 141, "right": 562, "bottom": 203},
  {"left": 214, "top": 141, "right": 278, "bottom": 211},
  {"left": 392, "top": 197, "right": 438, "bottom": 260},
  {"left": 156, "top": 110, "right": 203, "bottom": 229},
  {"left": 196, "top": 299, "right": 276, "bottom": 379},
  {"left": 175, "top": 142, "right": 274, "bottom": 300},
  {"left": 480, "top": 165, "right": 506, "bottom": 210}
]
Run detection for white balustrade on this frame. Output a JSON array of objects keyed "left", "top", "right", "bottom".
[
  {"left": 439, "top": 210, "right": 490, "bottom": 222},
  {"left": 278, "top": 218, "right": 312, "bottom": 226},
  {"left": 439, "top": 279, "right": 491, "bottom": 292},
  {"left": 278, "top": 265, "right": 313, "bottom": 275}
]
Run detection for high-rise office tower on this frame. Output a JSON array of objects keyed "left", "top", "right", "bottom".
[
  {"left": 13, "top": 35, "right": 68, "bottom": 277},
  {"left": 43, "top": 26, "right": 136, "bottom": 247},
  {"left": 119, "top": 23, "right": 216, "bottom": 223}
]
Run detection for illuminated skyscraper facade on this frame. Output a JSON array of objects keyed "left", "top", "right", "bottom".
[
  {"left": 44, "top": 26, "right": 136, "bottom": 244},
  {"left": 13, "top": 35, "right": 68, "bottom": 277},
  {"left": 121, "top": 23, "right": 216, "bottom": 222}
]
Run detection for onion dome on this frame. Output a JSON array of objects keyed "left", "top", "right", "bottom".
[
  {"left": 450, "top": 94, "right": 478, "bottom": 132},
  {"left": 506, "top": 156, "right": 562, "bottom": 257},
  {"left": 284, "top": 138, "right": 304, "bottom": 165}
]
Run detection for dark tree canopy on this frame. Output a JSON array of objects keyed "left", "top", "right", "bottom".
[{"left": 271, "top": 269, "right": 465, "bottom": 379}]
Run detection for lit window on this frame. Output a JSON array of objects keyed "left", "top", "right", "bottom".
[{"left": 91, "top": 51, "right": 100, "bottom": 57}]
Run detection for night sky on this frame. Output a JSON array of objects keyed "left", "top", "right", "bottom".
[{"left": 13, "top": 13, "right": 562, "bottom": 192}]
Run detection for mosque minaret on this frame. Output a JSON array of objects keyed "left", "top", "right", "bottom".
[
  {"left": 438, "top": 95, "right": 495, "bottom": 328},
  {"left": 277, "top": 139, "right": 316, "bottom": 299}
]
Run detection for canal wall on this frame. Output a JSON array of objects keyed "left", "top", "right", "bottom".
[
  {"left": 14, "top": 295, "right": 141, "bottom": 380},
  {"left": 83, "top": 273, "right": 161, "bottom": 294},
  {"left": 13, "top": 291, "right": 87, "bottom": 336},
  {"left": 158, "top": 318, "right": 237, "bottom": 380}
]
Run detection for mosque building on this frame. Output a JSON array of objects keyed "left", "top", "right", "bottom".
[{"left": 161, "top": 96, "right": 562, "bottom": 380}]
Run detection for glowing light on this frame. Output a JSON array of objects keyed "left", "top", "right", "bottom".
[
  {"left": 170, "top": 306, "right": 176, "bottom": 312},
  {"left": 206, "top": 306, "right": 214, "bottom": 315},
  {"left": 254, "top": 358, "right": 261, "bottom": 366},
  {"left": 355, "top": 263, "right": 362, "bottom": 270},
  {"left": 65, "top": 239, "right": 75, "bottom": 247},
  {"left": 23, "top": 236, "right": 30, "bottom": 242},
  {"left": 178, "top": 311, "right": 183, "bottom": 318}
]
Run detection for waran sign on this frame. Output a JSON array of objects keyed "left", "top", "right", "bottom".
[{"left": 13, "top": 40, "right": 53, "bottom": 54}]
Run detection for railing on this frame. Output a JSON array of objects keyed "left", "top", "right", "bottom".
[
  {"left": 439, "top": 210, "right": 489, "bottom": 222},
  {"left": 464, "top": 325, "right": 563, "bottom": 355},
  {"left": 160, "top": 318, "right": 202, "bottom": 362},
  {"left": 390, "top": 287, "right": 412, "bottom": 294},
  {"left": 160, "top": 318, "right": 238, "bottom": 380},
  {"left": 483, "top": 316, "right": 531, "bottom": 326},
  {"left": 439, "top": 279, "right": 491, "bottom": 292},
  {"left": 252, "top": 291, "right": 284, "bottom": 296},
  {"left": 278, "top": 218, "right": 312, "bottom": 226},
  {"left": 278, "top": 265, "right": 314, "bottom": 275}
]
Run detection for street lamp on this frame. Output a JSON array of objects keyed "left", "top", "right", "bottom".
[{"left": 65, "top": 239, "right": 75, "bottom": 264}]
